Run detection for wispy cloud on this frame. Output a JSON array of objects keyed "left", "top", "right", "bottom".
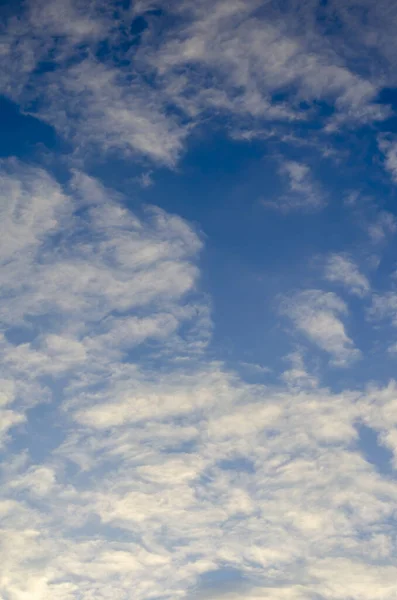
[
  {"left": 368, "top": 211, "right": 397, "bottom": 243},
  {"left": 2, "top": 1, "right": 397, "bottom": 599},
  {"left": 371, "top": 291, "right": 397, "bottom": 327},
  {"left": 0, "top": 162, "right": 397, "bottom": 598},
  {"left": 148, "top": 0, "right": 388, "bottom": 128},
  {"left": 281, "top": 290, "right": 360, "bottom": 366},
  {"left": 378, "top": 135, "right": 397, "bottom": 183},
  {"left": 0, "top": 0, "right": 391, "bottom": 166},
  {"left": 281, "top": 350, "right": 319, "bottom": 389},
  {"left": 263, "top": 160, "right": 325, "bottom": 212},
  {"left": 0, "top": 160, "right": 208, "bottom": 437},
  {"left": 324, "top": 253, "right": 370, "bottom": 297}
]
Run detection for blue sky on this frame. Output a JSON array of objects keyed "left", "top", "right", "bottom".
[{"left": 2, "top": 0, "right": 397, "bottom": 598}]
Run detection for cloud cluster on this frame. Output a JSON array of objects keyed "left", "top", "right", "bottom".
[
  {"left": 0, "top": 162, "right": 396, "bottom": 599},
  {"left": 2, "top": 1, "right": 397, "bottom": 598},
  {"left": 0, "top": 160, "right": 206, "bottom": 439},
  {"left": 0, "top": 0, "right": 392, "bottom": 165}
]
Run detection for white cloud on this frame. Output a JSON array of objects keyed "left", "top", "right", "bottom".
[
  {"left": 261, "top": 159, "right": 326, "bottom": 212},
  {"left": 0, "top": 5, "right": 187, "bottom": 165},
  {"left": 148, "top": 0, "right": 387, "bottom": 129},
  {"left": 1, "top": 163, "right": 396, "bottom": 599},
  {"left": 378, "top": 136, "right": 397, "bottom": 183},
  {"left": 271, "top": 160, "right": 325, "bottom": 211},
  {"left": 34, "top": 372, "right": 397, "bottom": 600},
  {"left": 282, "top": 290, "right": 360, "bottom": 366},
  {"left": 0, "top": 160, "right": 67, "bottom": 263},
  {"left": 37, "top": 59, "right": 188, "bottom": 165},
  {"left": 281, "top": 350, "right": 319, "bottom": 389},
  {"left": 0, "top": 161, "right": 207, "bottom": 441},
  {"left": 0, "top": 0, "right": 391, "bottom": 166},
  {"left": 2, "top": 2, "right": 397, "bottom": 598},
  {"left": 370, "top": 289, "right": 397, "bottom": 362},
  {"left": 324, "top": 253, "right": 370, "bottom": 297},
  {"left": 239, "top": 362, "right": 272, "bottom": 375},
  {"left": 368, "top": 211, "right": 397, "bottom": 243},
  {"left": 371, "top": 292, "right": 397, "bottom": 327},
  {"left": 369, "top": 289, "right": 397, "bottom": 364}
]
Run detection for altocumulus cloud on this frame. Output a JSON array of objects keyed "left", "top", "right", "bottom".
[
  {"left": 0, "top": 163, "right": 396, "bottom": 600},
  {"left": 1, "top": 0, "right": 397, "bottom": 599},
  {"left": 0, "top": 0, "right": 393, "bottom": 165}
]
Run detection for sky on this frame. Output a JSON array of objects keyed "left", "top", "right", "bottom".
[{"left": 2, "top": 0, "right": 397, "bottom": 598}]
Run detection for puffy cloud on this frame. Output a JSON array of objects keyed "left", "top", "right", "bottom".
[
  {"left": 0, "top": 161, "right": 213, "bottom": 597},
  {"left": 3, "top": 367, "right": 397, "bottom": 599},
  {"left": 281, "top": 350, "right": 319, "bottom": 389}
]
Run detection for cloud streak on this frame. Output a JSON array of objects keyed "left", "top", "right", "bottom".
[
  {"left": 0, "top": 0, "right": 392, "bottom": 165},
  {"left": 324, "top": 253, "right": 370, "bottom": 297},
  {"left": 281, "top": 289, "right": 360, "bottom": 366}
]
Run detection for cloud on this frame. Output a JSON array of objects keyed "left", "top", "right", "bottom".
[
  {"left": 281, "top": 290, "right": 360, "bottom": 366},
  {"left": 369, "top": 273, "right": 397, "bottom": 355},
  {"left": 147, "top": 0, "right": 387, "bottom": 128},
  {"left": 378, "top": 136, "right": 397, "bottom": 183},
  {"left": 0, "top": 0, "right": 391, "bottom": 166},
  {"left": 0, "top": 159, "right": 67, "bottom": 263},
  {"left": 324, "top": 253, "right": 370, "bottom": 297},
  {"left": 0, "top": 161, "right": 207, "bottom": 442},
  {"left": 0, "top": 2, "right": 188, "bottom": 165},
  {"left": 4, "top": 367, "right": 394, "bottom": 599},
  {"left": 1, "top": 163, "right": 396, "bottom": 598},
  {"left": 2, "top": 2, "right": 397, "bottom": 598},
  {"left": 281, "top": 350, "right": 319, "bottom": 389},
  {"left": 36, "top": 59, "right": 188, "bottom": 165},
  {"left": 271, "top": 160, "right": 326, "bottom": 211},
  {"left": 367, "top": 211, "right": 397, "bottom": 243},
  {"left": 371, "top": 292, "right": 397, "bottom": 327}
]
